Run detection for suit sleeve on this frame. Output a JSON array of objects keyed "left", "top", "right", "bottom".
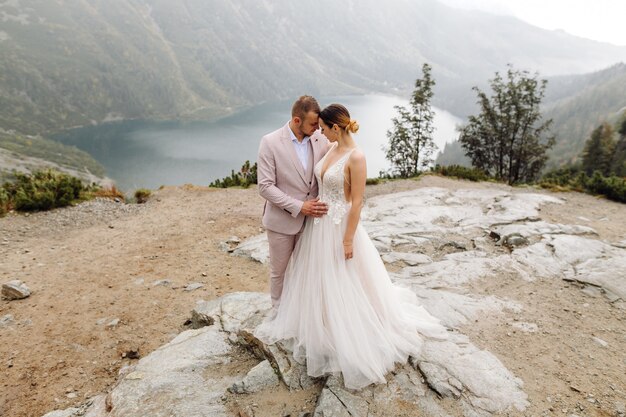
[{"left": 257, "top": 136, "right": 304, "bottom": 217}]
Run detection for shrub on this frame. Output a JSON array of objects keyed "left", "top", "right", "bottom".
[
  {"left": 583, "top": 171, "right": 626, "bottom": 203},
  {"left": 432, "top": 164, "right": 489, "bottom": 182},
  {"left": 0, "top": 187, "right": 9, "bottom": 216},
  {"left": 210, "top": 160, "right": 257, "bottom": 188},
  {"left": 538, "top": 166, "right": 582, "bottom": 188},
  {"left": 3, "top": 170, "right": 86, "bottom": 211},
  {"left": 365, "top": 177, "right": 381, "bottom": 185},
  {"left": 134, "top": 188, "right": 151, "bottom": 204},
  {"left": 92, "top": 185, "right": 126, "bottom": 200},
  {"left": 377, "top": 170, "right": 423, "bottom": 181},
  {"left": 538, "top": 167, "right": 626, "bottom": 203}
]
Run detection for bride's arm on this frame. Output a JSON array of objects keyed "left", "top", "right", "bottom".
[{"left": 343, "top": 151, "right": 367, "bottom": 260}]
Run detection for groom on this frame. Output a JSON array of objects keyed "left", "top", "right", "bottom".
[{"left": 257, "top": 95, "right": 330, "bottom": 307}]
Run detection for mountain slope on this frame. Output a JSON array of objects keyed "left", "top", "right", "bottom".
[
  {"left": 1, "top": 0, "right": 625, "bottom": 137},
  {"left": 435, "top": 63, "right": 626, "bottom": 170},
  {"left": 543, "top": 63, "right": 626, "bottom": 167},
  {"left": 0, "top": 129, "right": 106, "bottom": 183}
]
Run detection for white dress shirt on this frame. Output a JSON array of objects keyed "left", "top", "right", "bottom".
[{"left": 289, "top": 126, "right": 311, "bottom": 169}]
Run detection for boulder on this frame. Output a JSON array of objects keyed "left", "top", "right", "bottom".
[
  {"left": 229, "top": 359, "right": 279, "bottom": 394},
  {"left": 192, "top": 292, "right": 271, "bottom": 333},
  {"left": 2, "top": 280, "right": 31, "bottom": 300},
  {"left": 232, "top": 233, "right": 269, "bottom": 264}
]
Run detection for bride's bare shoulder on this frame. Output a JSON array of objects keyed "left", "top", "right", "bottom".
[
  {"left": 346, "top": 149, "right": 366, "bottom": 175},
  {"left": 349, "top": 149, "right": 366, "bottom": 163}
]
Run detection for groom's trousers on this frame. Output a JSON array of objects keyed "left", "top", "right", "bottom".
[{"left": 266, "top": 226, "right": 304, "bottom": 307}]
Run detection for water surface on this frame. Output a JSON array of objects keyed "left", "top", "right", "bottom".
[{"left": 52, "top": 95, "right": 461, "bottom": 190}]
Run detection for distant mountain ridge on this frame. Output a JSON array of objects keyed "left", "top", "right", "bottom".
[{"left": 1, "top": 0, "right": 626, "bottom": 137}]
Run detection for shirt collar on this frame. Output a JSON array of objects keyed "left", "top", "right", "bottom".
[{"left": 288, "top": 125, "right": 310, "bottom": 144}]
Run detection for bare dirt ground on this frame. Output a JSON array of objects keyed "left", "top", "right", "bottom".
[{"left": 0, "top": 175, "right": 624, "bottom": 417}]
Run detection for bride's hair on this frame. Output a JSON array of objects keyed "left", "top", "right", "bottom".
[{"left": 320, "top": 104, "right": 359, "bottom": 134}]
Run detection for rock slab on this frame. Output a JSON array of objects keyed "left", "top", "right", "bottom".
[{"left": 2, "top": 280, "right": 31, "bottom": 300}]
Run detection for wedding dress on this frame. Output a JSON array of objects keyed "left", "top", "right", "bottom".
[{"left": 254, "top": 143, "right": 447, "bottom": 390}]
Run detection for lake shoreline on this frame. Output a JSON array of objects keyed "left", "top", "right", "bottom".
[{"left": 48, "top": 95, "right": 463, "bottom": 190}]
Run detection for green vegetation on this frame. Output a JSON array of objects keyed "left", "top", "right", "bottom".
[
  {"left": 1, "top": 2, "right": 624, "bottom": 192},
  {"left": 537, "top": 118, "right": 626, "bottom": 203},
  {"left": 611, "top": 116, "right": 626, "bottom": 176},
  {"left": 581, "top": 123, "right": 616, "bottom": 176},
  {"left": 438, "top": 64, "right": 626, "bottom": 171},
  {"left": 209, "top": 161, "right": 257, "bottom": 188},
  {"left": 2, "top": 0, "right": 623, "bottom": 140},
  {"left": 578, "top": 117, "right": 626, "bottom": 178},
  {"left": 1, "top": 169, "right": 91, "bottom": 213},
  {"left": 134, "top": 188, "right": 151, "bottom": 204},
  {"left": 543, "top": 63, "right": 626, "bottom": 168},
  {"left": 433, "top": 65, "right": 625, "bottom": 203},
  {"left": 0, "top": 170, "right": 139, "bottom": 216},
  {"left": 583, "top": 171, "right": 626, "bottom": 202},
  {"left": 537, "top": 165, "right": 586, "bottom": 191},
  {"left": 0, "top": 187, "right": 9, "bottom": 216},
  {"left": 431, "top": 165, "right": 489, "bottom": 182},
  {"left": 539, "top": 167, "right": 626, "bottom": 203},
  {"left": 459, "top": 66, "right": 555, "bottom": 185},
  {"left": 385, "top": 63, "right": 436, "bottom": 178}
]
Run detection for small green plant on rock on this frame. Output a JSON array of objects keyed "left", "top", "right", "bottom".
[{"left": 134, "top": 188, "right": 152, "bottom": 204}]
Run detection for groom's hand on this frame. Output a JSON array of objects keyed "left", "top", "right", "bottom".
[{"left": 301, "top": 198, "right": 328, "bottom": 217}]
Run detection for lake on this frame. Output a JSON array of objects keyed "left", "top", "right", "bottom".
[{"left": 52, "top": 95, "right": 462, "bottom": 190}]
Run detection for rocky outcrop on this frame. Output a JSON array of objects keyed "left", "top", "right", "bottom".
[
  {"left": 233, "top": 187, "right": 625, "bottom": 306},
  {"left": 42, "top": 187, "right": 624, "bottom": 417},
  {"left": 42, "top": 290, "right": 528, "bottom": 417}
]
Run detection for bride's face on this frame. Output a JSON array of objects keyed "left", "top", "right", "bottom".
[{"left": 319, "top": 119, "right": 339, "bottom": 142}]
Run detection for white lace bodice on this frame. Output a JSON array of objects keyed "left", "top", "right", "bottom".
[{"left": 314, "top": 144, "right": 356, "bottom": 225}]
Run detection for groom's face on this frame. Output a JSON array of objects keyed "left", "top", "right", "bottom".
[{"left": 296, "top": 111, "right": 320, "bottom": 137}]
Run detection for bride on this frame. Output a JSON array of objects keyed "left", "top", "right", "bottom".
[{"left": 254, "top": 103, "right": 447, "bottom": 390}]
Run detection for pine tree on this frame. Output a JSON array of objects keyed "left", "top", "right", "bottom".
[
  {"left": 619, "top": 117, "right": 626, "bottom": 136},
  {"left": 458, "top": 65, "right": 555, "bottom": 185},
  {"left": 611, "top": 117, "right": 626, "bottom": 176},
  {"left": 582, "top": 123, "right": 615, "bottom": 176},
  {"left": 384, "top": 63, "right": 436, "bottom": 177}
]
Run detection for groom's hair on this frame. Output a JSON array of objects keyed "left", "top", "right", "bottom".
[{"left": 291, "top": 95, "right": 321, "bottom": 119}]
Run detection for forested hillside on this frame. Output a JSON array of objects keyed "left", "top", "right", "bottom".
[
  {"left": 436, "top": 63, "right": 626, "bottom": 169},
  {"left": 1, "top": 0, "right": 625, "bottom": 136}
]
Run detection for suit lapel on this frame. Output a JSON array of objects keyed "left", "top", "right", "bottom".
[
  {"left": 311, "top": 132, "right": 329, "bottom": 168},
  {"left": 281, "top": 124, "right": 307, "bottom": 184},
  {"left": 311, "top": 135, "right": 319, "bottom": 166}
]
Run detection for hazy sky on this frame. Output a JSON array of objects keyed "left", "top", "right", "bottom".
[{"left": 439, "top": 0, "right": 626, "bottom": 46}]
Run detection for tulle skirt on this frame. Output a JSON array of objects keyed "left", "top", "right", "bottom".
[{"left": 254, "top": 211, "right": 447, "bottom": 390}]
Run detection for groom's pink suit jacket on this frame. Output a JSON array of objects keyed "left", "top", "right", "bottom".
[{"left": 257, "top": 122, "right": 329, "bottom": 235}]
